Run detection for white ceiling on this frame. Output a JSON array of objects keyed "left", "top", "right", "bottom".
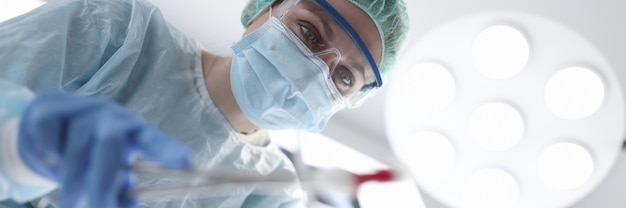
[{"left": 147, "top": 0, "right": 626, "bottom": 207}]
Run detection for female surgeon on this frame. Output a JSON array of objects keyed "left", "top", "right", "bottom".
[{"left": 0, "top": 0, "right": 410, "bottom": 207}]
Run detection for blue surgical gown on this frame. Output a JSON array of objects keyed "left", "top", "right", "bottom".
[{"left": 0, "top": 0, "right": 305, "bottom": 207}]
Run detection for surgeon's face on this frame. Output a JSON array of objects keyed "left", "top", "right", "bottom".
[{"left": 243, "top": 0, "right": 383, "bottom": 100}]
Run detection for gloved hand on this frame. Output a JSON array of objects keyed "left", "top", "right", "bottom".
[{"left": 17, "top": 90, "right": 192, "bottom": 208}]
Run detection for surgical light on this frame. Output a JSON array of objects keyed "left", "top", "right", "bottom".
[
  {"left": 537, "top": 142, "right": 594, "bottom": 189},
  {"left": 471, "top": 25, "right": 529, "bottom": 80},
  {"left": 385, "top": 12, "right": 624, "bottom": 208},
  {"left": 358, "top": 180, "right": 426, "bottom": 208},
  {"left": 545, "top": 67, "right": 605, "bottom": 120},
  {"left": 469, "top": 102, "right": 524, "bottom": 151},
  {"left": 400, "top": 62, "right": 456, "bottom": 113},
  {"left": 463, "top": 168, "right": 519, "bottom": 208},
  {"left": 397, "top": 131, "right": 455, "bottom": 177}
]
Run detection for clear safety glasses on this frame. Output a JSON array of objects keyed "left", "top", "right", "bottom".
[{"left": 274, "top": 0, "right": 382, "bottom": 108}]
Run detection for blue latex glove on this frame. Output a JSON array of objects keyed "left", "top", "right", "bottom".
[{"left": 17, "top": 90, "right": 192, "bottom": 208}]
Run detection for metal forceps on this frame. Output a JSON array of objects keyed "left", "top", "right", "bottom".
[
  {"left": 127, "top": 162, "right": 301, "bottom": 202},
  {"left": 127, "top": 131, "right": 309, "bottom": 202}
]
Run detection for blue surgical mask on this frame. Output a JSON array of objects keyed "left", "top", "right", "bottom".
[{"left": 230, "top": 17, "right": 345, "bottom": 132}]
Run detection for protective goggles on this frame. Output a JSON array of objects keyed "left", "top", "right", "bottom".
[{"left": 274, "top": 0, "right": 382, "bottom": 108}]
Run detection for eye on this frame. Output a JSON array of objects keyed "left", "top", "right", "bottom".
[
  {"left": 333, "top": 66, "right": 354, "bottom": 88},
  {"left": 299, "top": 23, "right": 324, "bottom": 48}
]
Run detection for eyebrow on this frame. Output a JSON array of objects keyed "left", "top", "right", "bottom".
[{"left": 311, "top": 10, "right": 334, "bottom": 41}]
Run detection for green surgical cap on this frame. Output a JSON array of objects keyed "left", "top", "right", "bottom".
[{"left": 241, "top": 0, "right": 411, "bottom": 82}]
